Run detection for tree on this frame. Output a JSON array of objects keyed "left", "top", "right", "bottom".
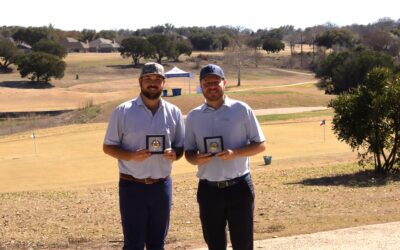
[
  {"left": 362, "top": 29, "right": 400, "bottom": 57},
  {"left": 246, "top": 37, "right": 263, "bottom": 67},
  {"left": 303, "top": 25, "right": 329, "bottom": 62},
  {"left": 171, "top": 40, "right": 192, "bottom": 62},
  {"left": 315, "top": 49, "right": 394, "bottom": 93},
  {"left": 12, "top": 26, "right": 51, "bottom": 46},
  {"left": 216, "top": 33, "right": 231, "bottom": 50},
  {"left": 262, "top": 37, "right": 285, "bottom": 53},
  {"left": 95, "top": 30, "right": 116, "bottom": 40},
  {"left": 148, "top": 34, "right": 174, "bottom": 63},
  {"left": 258, "top": 28, "right": 284, "bottom": 40},
  {"left": 315, "top": 28, "right": 358, "bottom": 52},
  {"left": 16, "top": 52, "right": 66, "bottom": 83},
  {"left": 329, "top": 67, "right": 400, "bottom": 174},
  {"left": 246, "top": 37, "right": 262, "bottom": 50},
  {"left": 119, "top": 36, "right": 154, "bottom": 66},
  {"left": 188, "top": 31, "right": 216, "bottom": 51},
  {"left": 32, "top": 39, "right": 67, "bottom": 58},
  {"left": 0, "top": 39, "right": 21, "bottom": 72},
  {"left": 284, "top": 29, "right": 302, "bottom": 56},
  {"left": 81, "top": 29, "right": 97, "bottom": 42}
]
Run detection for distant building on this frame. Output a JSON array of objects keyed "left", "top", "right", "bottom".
[
  {"left": 89, "top": 38, "right": 120, "bottom": 53},
  {"left": 5, "top": 37, "right": 32, "bottom": 53},
  {"left": 59, "top": 37, "right": 89, "bottom": 53}
]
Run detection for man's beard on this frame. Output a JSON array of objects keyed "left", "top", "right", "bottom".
[
  {"left": 203, "top": 89, "right": 223, "bottom": 102},
  {"left": 141, "top": 88, "right": 162, "bottom": 100}
]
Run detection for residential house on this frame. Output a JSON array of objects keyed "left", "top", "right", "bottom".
[
  {"left": 59, "top": 37, "right": 89, "bottom": 53},
  {"left": 5, "top": 37, "right": 32, "bottom": 53},
  {"left": 89, "top": 38, "right": 120, "bottom": 52}
]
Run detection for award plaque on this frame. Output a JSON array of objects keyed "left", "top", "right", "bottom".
[
  {"left": 146, "top": 135, "right": 165, "bottom": 154},
  {"left": 204, "top": 136, "right": 224, "bottom": 155}
]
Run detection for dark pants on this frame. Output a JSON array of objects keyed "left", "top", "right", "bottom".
[
  {"left": 119, "top": 177, "right": 172, "bottom": 250},
  {"left": 197, "top": 174, "right": 255, "bottom": 250}
]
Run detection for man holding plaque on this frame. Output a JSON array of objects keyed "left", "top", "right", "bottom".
[
  {"left": 103, "top": 62, "right": 184, "bottom": 250},
  {"left": 185, "top": 64, "right": 265, "bottom": 250}
]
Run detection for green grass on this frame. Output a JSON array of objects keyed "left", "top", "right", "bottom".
[
  {"left": 257, "top": 109, "right": 334, "bottom": 123},
  {"left": 223, "top": 66, "right": 293, "bottom": 81},
  {"left": 228, "top": 90, "right": 294, "bottom": 96}
]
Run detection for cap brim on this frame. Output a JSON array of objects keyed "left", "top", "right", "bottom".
[
  {"left": 200, "top": 73, "right": 224, "bottom": 80},
  {"left": 140, "top": 73, "right": 165, "bottom": 78}
]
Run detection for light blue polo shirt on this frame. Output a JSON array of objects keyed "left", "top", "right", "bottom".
[
  {"left": 104, "top": 96, "right": 185, "bottom": 178},
  {"left": 185, "top": 96, "right": 265, "bottom": 181}
]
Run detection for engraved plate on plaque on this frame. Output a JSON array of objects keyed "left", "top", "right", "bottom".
[
  {"left": 146, "top": 135, "right": 165, "bottom": 154},
  {"left": 204, "top": 136, "right": 224, "bottom": 155}
]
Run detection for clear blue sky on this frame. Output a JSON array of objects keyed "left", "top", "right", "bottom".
[{"left": 3, "top": 0, "right": 399, "bottom": 31}]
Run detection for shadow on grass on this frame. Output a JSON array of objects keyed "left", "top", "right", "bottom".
[
  {"left": 0, "top": 81, "right": 54, "bottom": 89},
  {"left": 106, "top": 62, "right": 173, "bottom": 69},
  {"left": 106, "top": 64, "right": 141, "bottom": 69},
  {"left": 0, "top": 68, "right": 13, "bottom": 74},
  {"left": 288, "top": 170, "right": 400, "bottom": 188}
]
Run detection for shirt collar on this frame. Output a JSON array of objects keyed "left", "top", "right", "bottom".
[
  {"left": 136, "top": 95, "right": 165, "bottom": 109},
  {"left": 201, "top": 95, "right": 233, "bottom": 111}
]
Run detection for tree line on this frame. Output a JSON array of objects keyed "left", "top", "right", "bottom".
[{"left": 1, "top": 18, "right": 400, "bottom": 84}]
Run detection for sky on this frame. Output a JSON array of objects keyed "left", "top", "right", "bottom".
[{"left": 2, "top": 0, "right": 399, "bottom": 31}]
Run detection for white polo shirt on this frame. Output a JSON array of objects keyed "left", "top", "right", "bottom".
[
  {"left": 185, "top": 96, "right": 265, "bottom": 181},
  {"left": 104, "top": 96, "right": 185, "bottom": 178}
]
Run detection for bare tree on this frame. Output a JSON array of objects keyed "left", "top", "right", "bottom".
[
  {"left": 223, "top": 26, "right": 250, "bottom": 86},
  {"left": 362, "top": 28, "right": 400, "bottom": 57}
]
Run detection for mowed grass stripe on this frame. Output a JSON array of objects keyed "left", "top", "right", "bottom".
[{"left": 258, "top": 109, "right": 334, "bottom": 123}]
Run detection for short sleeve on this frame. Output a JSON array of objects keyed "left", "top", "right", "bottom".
[
  {"left": 245, "top": 107, "right": 266, "bottom": 143},
  {"left": 172, "top": 109, "right": 185, "bottom": 148},
  {"left": 104, "top": 107, "right": 123, "bottom": 145},
  {"left": 184, "top": 112, "right": 198, "bottom": 151}
]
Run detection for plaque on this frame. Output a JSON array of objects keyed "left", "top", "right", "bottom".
[
  {"left": 204, "top": 136, "right": 224, "bottom": 155},
  {"left": 146, "top": 135, "right": 165, "bottom": 154}
]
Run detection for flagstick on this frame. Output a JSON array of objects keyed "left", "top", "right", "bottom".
[
  {"left": 323, "top": 123, "right": 326, "bottom": 143},
  {"left": 32, "top": 132, "right": 37, "bottom": 156},
  {"left": 33, "top": 137, "right": 37, "bottom": 155}
]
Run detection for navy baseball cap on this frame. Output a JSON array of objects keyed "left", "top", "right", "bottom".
[{"left": 200, "top": 64, "right": 225, "bottom": 81}]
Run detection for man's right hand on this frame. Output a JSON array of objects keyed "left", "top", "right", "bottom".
[
  {"left": 130, "top": 148, "right": 151, "bottom": 162},
  {"left": 194, "top": 152, "right": 213, "bottom": 165},
  {"left": 185, "top": 150, "right": 212, "bottom": 165},
  {"left": 103, "top": 144, "right": 152, "bottom": 162}
]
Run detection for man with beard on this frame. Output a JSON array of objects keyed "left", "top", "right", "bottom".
[
  {"left": 103, "top": 62, "right": 184, "bottom": 250},
  {"left": 184, "top": 64, "right": 265, "bottom": 250}
]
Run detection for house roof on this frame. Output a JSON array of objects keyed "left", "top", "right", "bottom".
[
  {"left": 89, "top": 38, "right": 120, "bottom": 48},
  {"left": 60, "top": 37, "right": 88, "bottom": 49},
  {"left": 64, "top": 37, "right": 79, "bottom": 43}
]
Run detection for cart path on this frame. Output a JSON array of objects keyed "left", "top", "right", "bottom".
[{"left": 195, "top": 221, "right": 400, "bottom": 250}]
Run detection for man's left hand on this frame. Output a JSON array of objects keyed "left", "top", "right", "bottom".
[{"left": 163, "top": 148, "right": 177, "bottom": 162}]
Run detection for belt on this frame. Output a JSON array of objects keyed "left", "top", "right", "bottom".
[
  {"left": 120, "top": 173, "right": 169, "bottom": 185},
  {"left": 200, "top": 173, "right": 249, "bottom": 189}
]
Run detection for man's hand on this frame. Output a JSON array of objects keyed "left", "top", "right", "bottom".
[
  {"left": 185, "top": 150, "right": 212, "bottom": 165},
  {"left": 130, "top": 148, "right": 151, "bottom": 162},
  {"left": 216, "top": 149, "right": 236, "bottom": 161},
  {"left": 163, "top": 148, "right": 177, "bottom": 162},
  {"left": 195, "top": 152, "right": 213, "bottom": 164},
  {"left": 103, "top": 144, "right": 151, "bottom": 162}
]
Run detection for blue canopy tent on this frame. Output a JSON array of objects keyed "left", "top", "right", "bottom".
[{"left": 164, "top": 67, "right": 194, "bottom": 95}]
